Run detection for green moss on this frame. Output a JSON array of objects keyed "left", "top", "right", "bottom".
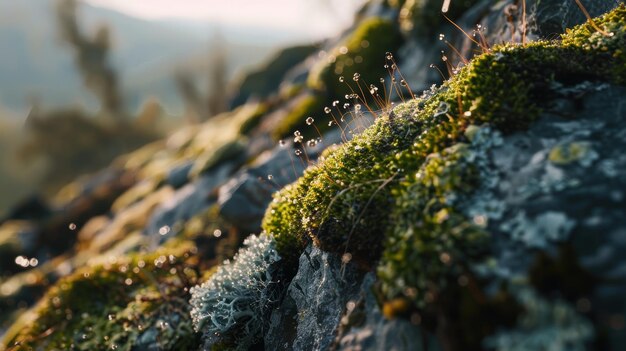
[
  {"left": 307, "top": 17, "right": 403, "bottom": 101},
  {"left": 561, "top": 4, "right": 626, "bottom": 83},
  {"left": 271, "top": 92, "right": 327, "bottom": 141},
  {"left": 548, "top": 141, "right": 593, "bottom": 165},
  {"left": 6, "top": 243, "right": 202, "bottom": 350},
  {"left": 263, "top": 2, "right": 626, "bottom": 308},
  {"left": 230, "top": 44, "right": 319, "bottom": 108},
  {"left": 196, "top": 138, "right": 248, "bottom": 174},
  {"left": 238, "top": 103, "right": 269, "bottom": 136},
  {"left": 398, "top": 0, "right": 477, "bottom": 36}
]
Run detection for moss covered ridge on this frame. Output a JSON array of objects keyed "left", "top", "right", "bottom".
[
  {"left": 6, "top": 243, "right": 202, "bottom": 350},
  {"left": 263, "top": 4, "right": 626, "bottom": 277}
]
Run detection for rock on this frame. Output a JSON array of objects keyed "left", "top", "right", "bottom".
[
  {"left": 336, "top": 274, "right": 439, "bottom": 351},
  {"left": 87, "top": 186, "right": 174, "bottom": 253},
  {"left": 192, "top": 138, "right": 248, "bottom": 176},
  {"left": 229, "top": 44, "right": 319, "bottom": 109},
  {"left": 265, "top": 245, "right": 363, "bottom": 351},
  {"left": 147, "top": 163, "right": 234, "bottom": 245},
  {"left": 455, "top": 0, "right": 623, "bottom": 61},
  {"left": 218, "top": 129, "right": 347, "bottom": 233},
  {"left": 531, "top": 0, "right": 622, "bottom": 36},
  {"left": 217, "top": 144, "right": 306, "bottom": 233},
  {"left": 165, "top": 161, "right": 193, "bottom": 189},
  {"left": 0, "top": 195, "right": 50, "bottom": 224},
  {"left": 461, "top": 85, "right": 626, "bottom": 349}
]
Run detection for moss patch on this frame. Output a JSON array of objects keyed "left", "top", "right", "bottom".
[
  {"left": 398, "top": 0, "right": 478, "bottom": 36},
  {"left": 271, "top": 92, "right": 328, "bottom": 141},
  {"left": 6, "top": 243, "right": 202, "bottom": 350},
  {"left": 307, "top": 17, "right": 403, "bottom": 102}
]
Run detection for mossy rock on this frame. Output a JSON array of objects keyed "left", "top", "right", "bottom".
[
  {"left": 229, "top": 44, "right": 319, "bottom": 109},
  {"left": 307, "top": 17, "right": 404, "bottom": 102},
  {"left": 398, "top": 0, "right": 478, "bottom": 36},
  {"left": 238, "top": 103, "right": 269, "bottom": 136},
  {"left": 271, "top": 92, "right": 329, "bottom": 141},
  {"left": 264, "top": 3, "right": 626, "bottom": 285},
  {"left": 3, "top": 243, "right": 203, "bottom": 350}
]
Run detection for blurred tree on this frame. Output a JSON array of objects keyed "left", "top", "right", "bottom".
[
  {"left": 175, "top": 71, "right": 206, "bottom": 123},
  {"left": 14, "top": 1, "right": 166, "bottom": 194},
  {"left": 206, "top": 31, "right": 228, "bottom": 118},
  {"left": 19, "top": 108, "right": 159, "bottom": 192},
  {"left": 175, "top": 30, "right": 228, "bottom": 123},
  {"left": 56, "top": 0, "right": 123, "bottom": 119}
]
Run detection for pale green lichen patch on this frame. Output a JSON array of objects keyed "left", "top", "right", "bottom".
[{"left": 548, "top": 141, "right": 598, "bottom": 166}]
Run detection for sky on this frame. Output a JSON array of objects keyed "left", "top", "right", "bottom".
[{"left": 83, "top": 0, "right": 365, "bottom": 37}]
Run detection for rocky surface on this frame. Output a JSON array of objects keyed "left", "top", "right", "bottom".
[{"left": 1, "top": 1, "right": 626, "bottom": 351}]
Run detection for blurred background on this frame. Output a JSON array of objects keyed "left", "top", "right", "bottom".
[{"left": 0, "top": 0, "right": 364, "bottom": 216}]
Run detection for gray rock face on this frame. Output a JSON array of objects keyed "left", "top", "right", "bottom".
[
  {"left": 265, "top": 84, "right": 626, "bottom": 351},
  {"left": 454, "top": 0, "right": 623, "bottom": 64},
  {"left": 218, "top": 130, "right": 347, "bottom": 233},
  {"left": 265, "top": 245, "right": 362, "bottom": 351},
  {"left": 336, "top": 274, "right": 439, "bottom": 351},
  {"left": 217, "top": 144, "right": 307, "bottom": 234},
  {"left": 165, "top": 161, "right": 193, "bottom": 189},
  {"left": 530, "top": 0, "right": 623, "bottom": 36},
  {"left": 146, "top": 163, "right": 234, "bottom": 244},
  {"left": 460, "top": 84, "right": 626, "bottom": 349}
]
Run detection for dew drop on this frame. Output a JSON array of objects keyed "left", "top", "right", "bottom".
[
  {"left": 338, "top": 76, "right": 345, "bottom": 83},
  {"left": 158, "top": 225, "right": 170, "bottom": 236},
  {"left": 68, "top": 223, "right": 77, "bottom": 230},
  {"left": 306, "top": 117, "right": 314, "bottom": 125},
  {"left": 439, "top": 33, "right": 445, "bottom": 41},
  {"left": 324, "top": 107, "right": 332, "bottom": 114},
  {"left": 353, "top": 73, "right": 360, "bottom": 81},
  {"left": 341, "top": 253, "right": 353, "bottom": 263}
]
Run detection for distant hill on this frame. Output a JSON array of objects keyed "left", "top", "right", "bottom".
[{"left": 0, "top": 0, "right": 309, "bottom": 117}]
